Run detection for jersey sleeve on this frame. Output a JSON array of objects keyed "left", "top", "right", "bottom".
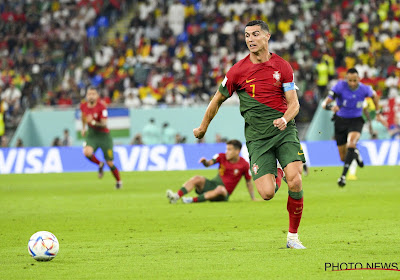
[
  {"left": 99, "top": 104, "right": 108, "bottom": 120},
  {"left": 330, "top": 81, "right": 342, "bottom": 99},
  {"left": 218, "top": 67, "right": 239, "bottom": 98},
  {"left": 212, "top": 153, "right": 222, "bottom": 164}
]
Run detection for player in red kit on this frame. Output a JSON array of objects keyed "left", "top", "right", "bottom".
[
  {"left": 80, "top": 86, "right": 122, "bottom": 189},
  {"left": 166, "top": 140, "right": 284, "bottom": 203},
  {"left": 193, "top": 20, "right": 306, "bottom": 249}
]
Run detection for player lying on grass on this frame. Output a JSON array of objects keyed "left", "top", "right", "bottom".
[{"left": 166, "top": 139, "right": 284, "bottom": 203}]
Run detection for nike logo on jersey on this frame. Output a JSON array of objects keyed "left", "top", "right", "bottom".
[{"left": 246, "top": 78, "right": 256, "bottom": 83}]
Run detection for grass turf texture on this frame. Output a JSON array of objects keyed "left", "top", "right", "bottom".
[{"left": 1, "top": 166, "right": 399, "bottom": 280}]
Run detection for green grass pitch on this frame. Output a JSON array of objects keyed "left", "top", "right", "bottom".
[{"left": 1, "top": 166, "right": 399, "bottom": 279}]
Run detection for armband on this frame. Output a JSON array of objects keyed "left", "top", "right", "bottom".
[
  {"left": 325, "top": 104, "right": 333, "bottom": 111},
  {"left": 282, "top": 82, "right": 296, "bottom": 92},
  {"left": 91, "top": 120, "right": 96, "bottom": 126}
]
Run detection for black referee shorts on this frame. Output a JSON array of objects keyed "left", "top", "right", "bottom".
[{"left": 334, "top": 116, "right": 365, "bottom": 146}]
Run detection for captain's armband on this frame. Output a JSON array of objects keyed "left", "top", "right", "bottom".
[{"left": 283, "top": 82, "right": 296, "bottom": 92}]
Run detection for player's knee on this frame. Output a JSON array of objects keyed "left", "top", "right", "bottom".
[
  {"left": 192, "top": 175, "right": 204, "bottom": 184},
  {"left": 106, "top": 161, "right": 114, "bottom": 167},
  {"left": 216, "top": 186, "right": 228, "bottom": 197},
  {"left": 263, "top": 194, "right": 275, "bottom": 201},
  {"left": 261, "top": 191, "right": 275, "bottom": 201},
  {"left": 83, "top": 149, "right": 92, "bottom": 157},
  {"left": 287, "top": 176, "right": 302, "bottom": 192}
]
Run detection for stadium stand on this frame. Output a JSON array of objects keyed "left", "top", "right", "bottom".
[
  {"left": 0, "top": 0, "right": 124, "bottom": 143},
  {"left": 1, "top": 0, "right": 400, "bottom": 145}
]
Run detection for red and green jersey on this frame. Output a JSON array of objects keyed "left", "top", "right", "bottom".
[
  {"left": 219, "top": 53, "right": 297, "bottom": 141},
  {"left": 212, "top": 153, "right": 251, "bottom": 195},
  {"left": 80, "top": 101, "right": 110, "bottom": 133}
]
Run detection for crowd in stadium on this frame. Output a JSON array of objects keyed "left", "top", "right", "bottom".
[
  {"left": 0, "top": 0, "right": 123, "bottom": 129},
  {"left": 1, "top": 0, "right": 400, "bottom": 139}
]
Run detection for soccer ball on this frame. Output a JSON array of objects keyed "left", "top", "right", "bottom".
[{"left": 28, "top": 231, "right": 59, "bottom": 261}]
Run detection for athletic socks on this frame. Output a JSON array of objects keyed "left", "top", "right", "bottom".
[
  {"left": 348, "top": 160, "right": 358, "bottom": 177},
  {"left": 287, "top": 190, "right": 304, "bottom": 234},
  {"left": 110, "top": 165, "right": 121, "bottom": 181},
  {"left": 87, "top": 154, "right": 100, "bottom": 165},
  {"left": 193, "top": 194, "right": 206, "bottom": 202},
  {"left": 177, "top": 187, "right": 188, "bottom": 197},
  {"left": 275, "top": 168, "right": 284, "bottom": 193},
  {"left": 342, "top": 147, "right": 356, "bottom": 177}
]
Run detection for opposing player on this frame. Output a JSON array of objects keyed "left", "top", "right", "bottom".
[
  {"left": 193, "top": 20, "right": 306, "bottom": 249},
  {"left": 321, "top": 68, "right": 381, "bottom": 187},
  {"left": 80, "top": 86, "right": 122, "bottom": 189},
  {"left": 166, "top": 140, "right": 282, "bottom": 203}
]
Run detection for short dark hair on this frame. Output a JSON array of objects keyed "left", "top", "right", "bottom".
[
  {"left": 245, "top": 20, "right": 270, "bottom": 33},
  {"left": 87, "top": 85, "right": 99, "bottom": 92},
  {"left": 226, "top": 139, "right": 242, "bottom": 150},
  {"left": 347, "top": 68, "right": 359, "bottom": 75}
]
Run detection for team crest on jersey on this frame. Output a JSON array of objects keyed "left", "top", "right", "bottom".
[
  {"left": 273, "top": 71, "right": 281, "bottom": 81},
  {"left": 252, "top": 163, "right": 259, "bottom": 175},
  {"left": 234, "top": 169, "right": 239, "bottom": 176},
  {"left": 94, "top": 113, "right": 98, "bottom": 118},
  {"left": 273, "top": 71, "right": 282, "bottom": 87}
]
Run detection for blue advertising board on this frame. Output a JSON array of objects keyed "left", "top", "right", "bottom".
[{"left": 0, "top": 140, "right": 399, "bottom": 174}]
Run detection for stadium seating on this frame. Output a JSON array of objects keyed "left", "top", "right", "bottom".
[{"left": 1, "top": 0, "right": 400, "bottom": 146}]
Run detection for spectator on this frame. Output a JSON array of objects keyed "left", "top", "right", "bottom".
[
  {"left": 1, "top": 82, "right": 21, "bottom": 117},
  {"left": 161, "top": 122, "right": 176, "bottom": 145},
  {"left": 62, "top": 129, "right": 72, "bottom": 146},
  {"left": 1, "top": 135, "right": 8, "bottom": 148},
  {"left": 0, "top": 97, "right": 5, "bottom": 143},
  {"left": 131, "top": 133, "right": 143, "bottom": 145},
  {"left": 16, "top": 138, "right": 23, "bottom": 148},
  {"left": 142, "top": 118, "right": 161, "bottom": 145},
  {"left": 52, "top": 137, "right": 62, "bottom": 147}
]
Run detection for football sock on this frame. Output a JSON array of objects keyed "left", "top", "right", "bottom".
[
  {"left": 193, "top": 194, "right": 206, "bottom": 203},
  {"left": 342, "top": 148, "right": 355, "bottom": 177},
  {"left": 348, "top": 160, "right": 357, "bottom": 176},
  {"left": 110, "top": 165, "right": 121, "bottom": 181},
  {"left": 177, "top": 187, "right": 188, "bottom": 197},
  {"left": 87, "top": 154, "right": 100, "bottom": 165},
  {"left": 287, "top": 232, "right": 298, "bottom": 239},
  {"left": 275, "top": 168, "right": 284, "bottom": 193},
  {"left": 287, "top": 190, "right": 304, "bottom": 234}
]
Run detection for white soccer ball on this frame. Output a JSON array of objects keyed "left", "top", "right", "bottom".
[{"left": 28, "top": 231, "right": 59, "bottom": 261}]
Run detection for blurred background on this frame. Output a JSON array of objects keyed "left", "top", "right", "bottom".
[{"left": 0, "top": 0, "right": 399, "bottom": 149}]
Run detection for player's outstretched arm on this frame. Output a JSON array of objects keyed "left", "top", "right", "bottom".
[
  {"left": 199, "top": 157, "right": 214, "bottom": 167},
  {"left": 193, "top": 90, "right": 227, "bottom": 139},
  {"left": 321, "top": 91, "right": 339, "bottom": 112},
  {"left": 245, "top": 179, "right": 257, "bottom": 201},
  {"left": 273, "top": 89, "right": 300, "bottom": 131}
]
